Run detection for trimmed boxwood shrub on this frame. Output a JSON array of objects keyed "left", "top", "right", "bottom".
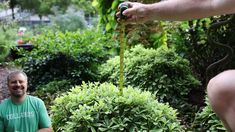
[
  {"left": 51, "top": 82, "right": 184, "bottom": 131},
  {"left": 192, "top": 97, "right": 226, "bottom": 131},
  {"left": 99, "top": 45, "right": 200, "bottom": 110}
]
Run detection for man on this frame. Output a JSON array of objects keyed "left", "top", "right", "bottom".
[
  {"left": 0, "top": 71, "right": 52, "bottom": 132},
  {"left": 117, "top": 0, "right": 235, "bottom": 131}
]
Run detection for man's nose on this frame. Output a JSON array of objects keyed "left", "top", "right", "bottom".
[{"left": 16, "top": 81, "right": 21, "bottom": 86}]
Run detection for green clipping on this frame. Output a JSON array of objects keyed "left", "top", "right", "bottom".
[{"left": 119, "top": 23, "right": 125, "bottom": 96}]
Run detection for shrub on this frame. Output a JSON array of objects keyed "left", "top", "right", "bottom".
[
  {"left": 13, "top": 29, "right": 118, "bottom": 91},
  {"left": 100, "top": 45, "right": 200, "bottom": 110},
  {"left": 0, "top": 36, "right": 9, "bottom": 62},
  {"left": 192, "top": 97, "right": 226, "bottom": 131},
  {"left": 17, "top": 52, "right": 92, "bottom": 91},
  {"left": 51, "top": 82, "right": 184, "bottom": 131},
  {"left": 0, "top": 26, "right": 18, "bottom": 62},
  {"left": 33, "top": 80, "right": 73, "bottom": 108}
]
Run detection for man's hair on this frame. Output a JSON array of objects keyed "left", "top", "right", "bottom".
[{"left": 7, "top": 70, "right": 28, "bottom": 83}]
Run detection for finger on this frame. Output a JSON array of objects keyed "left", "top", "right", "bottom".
[
  {"left": 116, "top": 12, "right": 120, "bottom": 18},
  {"left": 117, "top": 18, "right": 120, "bottom": 23},
  {"left": 123, "top": 7, "right": 137, "bottom": 16}
]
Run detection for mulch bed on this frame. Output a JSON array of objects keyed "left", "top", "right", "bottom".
[{"left": 0, "top": 65, "right": 10, "bottom": 102}]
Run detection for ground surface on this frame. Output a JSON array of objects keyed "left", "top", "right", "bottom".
[{"left": 0, "top": 65, "right": 10, "bottom": 102}]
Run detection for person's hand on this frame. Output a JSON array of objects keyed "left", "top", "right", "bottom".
[{"left": 116, "top": 2, "right": 151, "bottom": 24}]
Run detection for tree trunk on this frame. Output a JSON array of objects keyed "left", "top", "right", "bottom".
[
  {"left": 11, "top": 7, "right": 15, "bottom": 19},
  {"left": 39, "top": 14, "right": 42, "bottom": 24}
]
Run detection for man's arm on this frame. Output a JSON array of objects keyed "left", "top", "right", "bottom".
[
  {"left": 37, "top": 127, "right": 52, "bottom": 132},
  {"left": 37, "top": 99, "right": 52, "bottom": 132},
  {"left": 146, "top": 0, "right": 235, "bottom": 20},
  {"left": 119, "top": 0, "right": 235, "bottom": 23}
]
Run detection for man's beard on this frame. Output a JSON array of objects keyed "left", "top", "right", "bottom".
[{"left": 11, "top": 90, "right": 25, "bottom": 98}]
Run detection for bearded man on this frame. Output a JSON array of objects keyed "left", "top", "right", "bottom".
[{"left": 0, "top": 71, "right": 52, "bottom": 132}]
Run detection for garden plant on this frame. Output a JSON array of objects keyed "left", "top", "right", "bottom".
[
  {"left": 51, "top": 82, "right": 184, "bottom": 131},
  {"left": 0, "top": 0, "right": 233, "bottom": 131}
]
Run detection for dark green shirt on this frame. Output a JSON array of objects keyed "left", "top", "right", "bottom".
[{"left": 0, "top": 95, "right": 51, "bottom": 132}]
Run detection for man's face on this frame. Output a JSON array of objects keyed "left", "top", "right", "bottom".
[{"left": 8, "top": 73, "right": 28, "bottom": 98}]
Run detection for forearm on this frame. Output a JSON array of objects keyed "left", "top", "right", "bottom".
[
  {"left": 37, "top": 127, "right": 52, "bottom": 132},
  {"left": 146, "top": 0, "right": 235, "bottom": 21}
]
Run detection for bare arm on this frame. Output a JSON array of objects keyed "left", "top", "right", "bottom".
[
  {"left": 147, "top": 0, "right": 235, "bottom": 20},
  {"left": 119, "top": 0, "right": 235, "bottom": 23},
  {"left": 37, "top": 127, "right": 53, "bottom": 132},
  {"left": 37, "top": 99, "right": 52, "bottom": 132}
]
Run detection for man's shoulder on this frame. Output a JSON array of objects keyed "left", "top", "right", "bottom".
[
  {"left": 0, "top": 98, "right": 10, "bottom": 106},
  {"left": 27, "top": 95, "right": 43, "bottom": 102},
  {"left": 0, "top": 98, "right": 11, "bottom": 112},
  {"left": 27, "top": 95, "right": 46, "bottom": 110}
]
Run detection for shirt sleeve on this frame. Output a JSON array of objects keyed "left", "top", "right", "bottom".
[{"left": 38, "top": 99, "right": 51, "bottom": 128}]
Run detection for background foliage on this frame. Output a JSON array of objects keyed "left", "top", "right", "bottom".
[
  {"left": 50, "top": 7, "right": 87, "bottom": 32},
  {"left": 0, "top": 23, "right": 18, "bottom": 63},
  {"left": 192, "top": 97, "right": 226, "bottom": 131},
  {"left": 12, "top": 29, "right": 118, "bottom": 91},
  {"left": 33, "top": 80, "right": 73, "bottom": 109}
]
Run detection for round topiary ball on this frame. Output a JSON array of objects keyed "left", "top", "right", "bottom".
[
  {"left": 51, "top": 82, "right": 184, "bottom": 131},
  {"left": 99, "top": 45, "right": 200, "bottom": 109}
]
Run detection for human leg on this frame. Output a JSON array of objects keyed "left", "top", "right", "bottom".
[{"left": 207, "top": 70, "right": 235, "bottom": 132}]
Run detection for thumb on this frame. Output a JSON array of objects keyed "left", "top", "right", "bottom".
[{"left": 123, "top": 7, "right": 137, "bottom": 16}]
